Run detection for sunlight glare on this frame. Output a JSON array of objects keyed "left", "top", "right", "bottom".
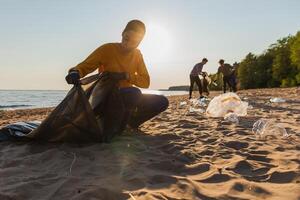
[{"left": 140, "top": 23, "right": 173, "bottom": 63}]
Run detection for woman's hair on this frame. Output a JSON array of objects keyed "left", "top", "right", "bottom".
[{"left": 123, "top": 20, "right": 146, "bottom": 35}]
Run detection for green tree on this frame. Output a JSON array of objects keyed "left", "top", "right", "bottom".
[
  {"left": 290, "top": 31, "right": 300, "bottom": 84},
  {"left": 255, "top": 52, "right": 273, "bottom": 88},
  {"left": 237, "top": 53, "right": 257, "bottom": 89}
]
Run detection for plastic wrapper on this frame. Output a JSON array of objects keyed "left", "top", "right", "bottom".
[{"left": 206, "top": 93, "right": 248, "bottom": 117}]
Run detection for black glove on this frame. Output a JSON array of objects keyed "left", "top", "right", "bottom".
[
  {"left": 108, "top": 72, "right": 129, "bottom": 81},
  {"left": 65, "top": 70, "right": 80, "bottom": 85}
]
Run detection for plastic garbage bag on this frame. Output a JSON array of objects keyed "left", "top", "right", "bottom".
[
  {"left": 224, "top": 113, "right": 239, "bottom": 124},
  {"left": 206, "top": 92, "right": 248, "bottom": 117},
  {"left": 270, "top": 98, "right": 286, "bottom": 103},
  {"left": 252, "top": 119, "right": 289, "bottom": 138}
]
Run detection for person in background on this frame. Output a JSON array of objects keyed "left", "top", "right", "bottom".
[
  {"left": 189, "top": 58, "right": 208, "bottom": 99},
  {"left": 217, "top": 59, "right": 237, "bottom": 93},
  {"left": 65, "top": 19, "right": 169, "bottom": 132}
]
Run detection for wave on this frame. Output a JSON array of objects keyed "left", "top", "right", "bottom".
[{"left": 0, "top": 104, "right": 33, "bottom": 109}]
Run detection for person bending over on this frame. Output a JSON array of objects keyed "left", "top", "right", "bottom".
[{"left": 189, "top": 58, "right": 208, "bottom": 99}]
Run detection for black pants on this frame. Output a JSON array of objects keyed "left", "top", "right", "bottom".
[
  {"left": 120, "top": 87, "right": 169, "bottom": 129},
  {"left": 189, "top": 75, "right": 202, "bottom": 97},
  {"left": 223, "top": 75, "right": 237, "bottom": 93}
]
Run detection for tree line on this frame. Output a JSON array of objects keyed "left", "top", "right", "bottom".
[{"left": 209, "top": 31, "right": 300, "bottom": 90}]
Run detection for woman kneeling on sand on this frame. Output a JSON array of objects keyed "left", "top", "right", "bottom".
[{"left": 65, "top": 20, "right": 169, "bottom": 132}]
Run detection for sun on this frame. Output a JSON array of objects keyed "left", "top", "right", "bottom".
[{"left": 139, "top": 23, "right": 173, "bottom": 63}]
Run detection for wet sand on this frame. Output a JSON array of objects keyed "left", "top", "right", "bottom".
[{"left": 0, "top": 87, "right": 299, "bottom": 200}]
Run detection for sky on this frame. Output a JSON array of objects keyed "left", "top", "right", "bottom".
[{"left": 0, "top": 0, "right": 299, "bottom": 90}]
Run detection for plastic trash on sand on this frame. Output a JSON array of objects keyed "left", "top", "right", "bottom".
[
  {"left": 190, "top": 98, "right": 207, "bottom": 107},
  {"left": 206, "top": 92, "right": 248, "bottom": 117},
  {"left": 252, "top": 119, "right": 289, "bottom": 138},
  {"left": 180, "top": 101, "right": 187, "bottom": 106},
  {"left": 189, "top": 107, "right": 205, "bottom": 113},
  {"left": 224, "top": 113, "right": 239, "bottom": 124},
  {"left": 270, "top": 97, "right": 286, "bottom": 103}
]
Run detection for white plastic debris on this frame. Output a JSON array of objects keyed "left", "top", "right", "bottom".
[
  {"left": 248, "top": 105, "right": 253, "bottom": 109},
  {"left": 224, "top": 113, "right": 239, "bottom": 124},
  {"left": 190, "top": 98, "right": 207, "bottom": 107},
  {"left": 189, "top": 107, "right": 205, "bottom": 113},
  {"left": 206, "top": 92, "right": 248, "bottom": 117},
  {"left": 180, "top": 101, "right": 187, "bottom": 106},
  {"left": 252, "top": 119, "right": 289, "bottom": 138},
  {"left": 270, "top": 98, "right": 286, "bottom": 103},
  {"left": 198, "top": 98, "right": 207, "bottom": 107}
]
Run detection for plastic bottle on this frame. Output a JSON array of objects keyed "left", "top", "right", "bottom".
[{"left": 252, "top": 119, "right": 289, "bottom": 138}]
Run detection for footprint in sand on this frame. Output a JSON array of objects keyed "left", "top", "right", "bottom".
[
  {"left": 223, "top": 140, "right": 249, "bottom": 150},
  {"left": 227, "top": 160, "right": 271, "bottom": 177},
  {"left": 230, "top": 182, "right": 271, "bottom": 196},
  {"left": 199, "top": 149, "right": 215, "bottom": 156},
  {"left": 246, "top": 154, "right": 272, "bottom": 163},
  {"left": 197, "top": 173, "right": 232, "bottom": 183},
  {"left": 267, "top": 171, "right": 298, "bottom": 183}
]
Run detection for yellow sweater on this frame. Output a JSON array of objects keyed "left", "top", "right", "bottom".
[{"left": 74, "top": 43, "right": 150, "bottom": 88}]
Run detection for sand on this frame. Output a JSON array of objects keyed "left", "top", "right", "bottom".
[{"left": 0, "top": 87, "right": 299, "bottom": 200}]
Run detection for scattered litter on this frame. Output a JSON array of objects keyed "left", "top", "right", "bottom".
[
  {"left": 206, "top": 92, "right": 248, "bottom": 117},
  {"left": 248, "top": 105, "right": 253, "bottom": 109},
  {"left": 189, "top": 107, "right": 205, "bottom": 113},
  {"left": 190, "top": 98, "right": 207, "bottom": 107},
  {"left": 252, "top": 119, "right": 289, "bottom": 138},
  {"left": 270, "top": 97, "right": 286, "bottom": 103},
  {"left": 224, "top": 113, "right": 239, "bottom": 124},
  {"left": 180, "top": 101, "right": 187, "bottom": 106},
  {"left": 243, "top": 97, "right": 249, "bottom": 100}
]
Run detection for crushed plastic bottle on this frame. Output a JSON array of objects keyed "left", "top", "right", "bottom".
[
  {"left": 252, "top": 119, "right": 289, "bottom": 138},
  {"left": 224, "top": 113, "right": 239, "bottom": 124},
  {"left": 189, "top": 107, "right": 205, "bottom": 113},
  {"left": 270, "top": 98, "right": 286, "bottom": 103},
  {"left": 206, "top": 92, "right": 248, "bottom": 117}
]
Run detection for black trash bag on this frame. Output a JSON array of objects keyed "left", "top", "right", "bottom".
[{"left": 0, "top": 72, "right": 126, "bottom": 143}]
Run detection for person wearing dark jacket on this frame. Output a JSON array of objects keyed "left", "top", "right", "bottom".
[
  {"left": 217, "top": 59, "right": 237, "bottom": 93},
  {"left": 189, "top": 58, "right": 208, "bottom": 99},
  {"left": 65, "top": 20, "right": 169, "bottom": 132}
]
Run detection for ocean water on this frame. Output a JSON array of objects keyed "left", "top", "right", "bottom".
[{"left": 0, "top": 89, "right": 187, "bottom": 110}]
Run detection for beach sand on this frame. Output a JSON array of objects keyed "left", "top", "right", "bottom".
[{"left": 0, "top": 87, "right": 299, "bottom": 200}]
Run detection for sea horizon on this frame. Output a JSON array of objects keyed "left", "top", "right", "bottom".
[{"left": 0, "top": 89, "right": 188, "bottom": 110}]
